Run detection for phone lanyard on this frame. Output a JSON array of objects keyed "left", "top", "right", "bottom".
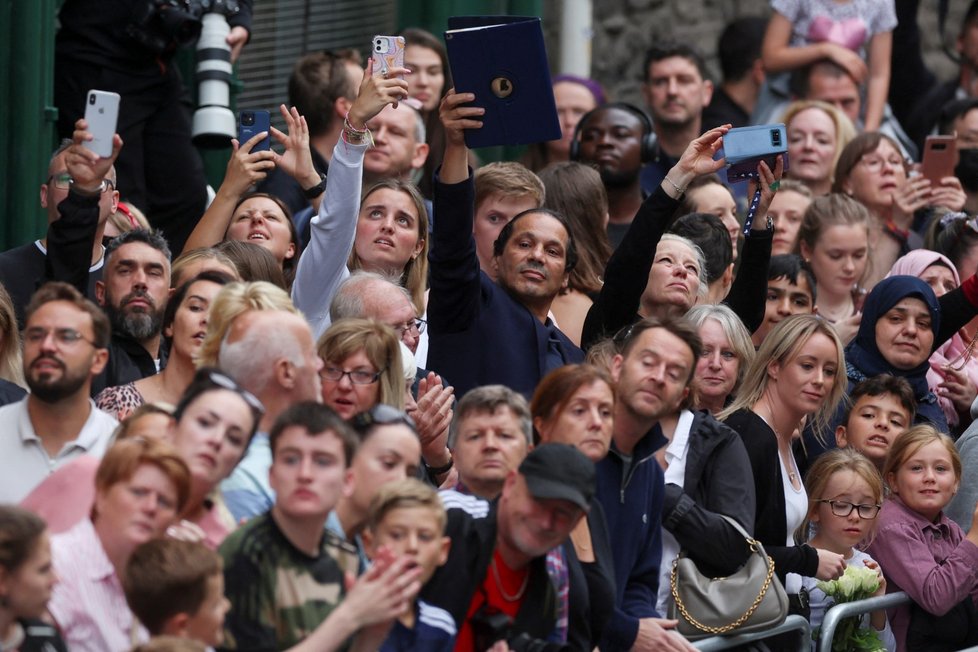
[{"left": 742, "top": 186, "right": 763, "bottom": 236}]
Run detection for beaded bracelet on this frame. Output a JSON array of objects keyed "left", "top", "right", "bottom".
[{"left": 342, "top": 114, "right": 373, "bottom": 146}]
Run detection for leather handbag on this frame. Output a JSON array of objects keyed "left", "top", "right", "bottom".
[{"left": 668, "top": 515, "right": 789, "bottom": 640}]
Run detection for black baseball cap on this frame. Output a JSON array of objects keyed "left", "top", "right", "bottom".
[{"left": 518, "top": 443, "right": 595, "bottom": 511}]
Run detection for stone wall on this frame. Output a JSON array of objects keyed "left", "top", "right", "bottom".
[{"left": 542, "top": 0, "right": 968, "bottom": 108}]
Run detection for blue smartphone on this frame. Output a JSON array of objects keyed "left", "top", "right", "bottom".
[
  {"left": 238, "top": 110, "right": 271, "bottom": 152},
  {"left": 717, "top": 124, "right": 789, "bottom": 182}
]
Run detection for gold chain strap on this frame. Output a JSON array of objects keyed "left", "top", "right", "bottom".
[{"left": 669, "top": 543, "right": 776, "bottom": 635}]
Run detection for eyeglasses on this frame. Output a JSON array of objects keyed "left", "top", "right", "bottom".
[
  {"left": 46, "top": 172, "right": 116, "bottom": 192},
  {"left": 351, "top": 404, "right": 416, "bottom": 432},
  {"left": 391, "top": 318, "right": 426, "bottom": 337},
  {"left": 320, "top": 366, "right": 384, "bottom": 385},
  {"left": 857, "top": 155, "right": 905, "bottom": 173},
  {"left": 23, "top": 327, "right": 99, "bottom": 348},
  {"left": 815, "top": 499, "right": 881, "bottom": 519},
  {"left": 206, "top": 371, "right": 265, "bottom": 414}
]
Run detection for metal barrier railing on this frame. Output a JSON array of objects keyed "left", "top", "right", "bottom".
[
  {"left": 693, "top": 614, "right": 812, "bottom": 651},
  {"left": 816, "top": 591, "right": 910, "bottom": 652}
]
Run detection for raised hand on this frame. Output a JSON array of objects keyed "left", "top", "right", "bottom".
[
  {"left": 66, "top": 118, "right": 123, "bottom": 191},
  {"left": 348, "top": 58, "right": 411, "bottom": 128},
  {"left": 270, "top": 103, "right": 319, "bottom": 189}
]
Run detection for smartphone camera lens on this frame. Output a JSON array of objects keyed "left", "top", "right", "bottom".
[
  {"left": 241, "top": 112, "right": 255, "bottom": 126},
  {"left": 771, "top": 129, "right": 781, "bottom": 146},
  {"left": 89, "top": 94, "right": 96, "bottom": 106}
]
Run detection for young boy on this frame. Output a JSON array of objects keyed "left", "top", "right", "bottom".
[
  {"left": 471, "top": 162, "right": 545, "bottom": 280},
  {"left": 752, "top": 254, "right": 816, "bottom": 347},
  {"left": 835, "top": 375, "right": 916, "bottom": 471},
  {"left": 362, "top": 478, "right": 455, "bottom": 652},
  {"left": 123, "top": 539, "right": 229, "bottom": 648}
]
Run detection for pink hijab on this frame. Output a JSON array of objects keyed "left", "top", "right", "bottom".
[{"left": 887, "top": 250, "right": 974, "bottom": 426}]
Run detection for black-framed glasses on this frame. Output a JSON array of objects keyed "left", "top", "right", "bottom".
[
  {"left": 391, "top": 318, "right": 426, "bottom": 337},
  {"left": 351, "top": 404, "right": 416, "bottom": 431},
  {"left": 23, "top": 327, "right": 98, "bottom": 348},
  {"left": 320, "top": 366, "right": 385, "bottom": 385},
  {"left": 815, "top": 499, "right": 881, "bottom": 519},
  {"left": 206, "top": 370, "right": 265, "bottom": 415}
]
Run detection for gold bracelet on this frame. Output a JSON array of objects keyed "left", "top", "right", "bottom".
[{"left": 342, "top": 115, "right": 372, "bottom": 146}]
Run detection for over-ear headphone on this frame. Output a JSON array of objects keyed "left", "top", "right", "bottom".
[{"left": 569, "top": 102, "right": 657, "bottom": 164}]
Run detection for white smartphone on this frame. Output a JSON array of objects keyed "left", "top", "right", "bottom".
[{"left": 83, "top": 89, "right": 121, "bottom": 158}]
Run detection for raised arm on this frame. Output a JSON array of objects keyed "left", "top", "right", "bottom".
[
  {"left": 291, "top": 59, "right": 409, "bottom": 338},
  {"left": 581, "top": 126, "right": 728, "bottom": 349},
  {"left": 49, "top": 118, "right": 123, "bottom": 295},
  {"left": 182, "top": 130, "right": 276, "bottom": 253},
  {"left": 427, "top": 90, "right": 486, "bottom": 334},
  {"left": 725, "top": 157, "right": 782, "bottom": 333}
]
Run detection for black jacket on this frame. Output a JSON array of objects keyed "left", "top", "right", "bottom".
[
  {"left": 90, "top": 332, "right": 166, "bottom": 397},
  {"left": 581, "top": 185, "right": 770, "bottom": 351},
  {"left": 724, "top": 409, "right": 819, "bottom": 582},
  {"left": 662, "top": 410, "right": 756, "bottom": 578},
  {"left": 421, "top": 492, "right": 560, "bottom": 650}
]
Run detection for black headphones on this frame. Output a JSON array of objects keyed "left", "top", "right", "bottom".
[{"left": 569, "top": 102, "right": 657, "bottom": 164}]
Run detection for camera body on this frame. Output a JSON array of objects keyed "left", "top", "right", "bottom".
[
  {"left": 126, "top": 0, "right": 239, "bottom": 56},
  {"left": 717, "top": 124, "right": 789, "bottom": 183}
]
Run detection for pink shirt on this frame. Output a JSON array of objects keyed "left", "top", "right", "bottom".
[
  {"left": 48, "top": 519, "right": 148, "bottom": 651},
  {"left": 867, "top": 497, "right": 978, "bottom": 651}
]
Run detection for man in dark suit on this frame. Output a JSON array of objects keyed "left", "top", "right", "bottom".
[{"left": 426, "top": 90, "right": 584, "bottom": 398}]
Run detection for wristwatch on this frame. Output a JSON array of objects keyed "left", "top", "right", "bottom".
[{"left": 302, "top": 172, "right": 327, "bottom": 199}]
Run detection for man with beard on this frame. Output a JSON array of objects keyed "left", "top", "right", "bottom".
[
  {"left": 0, "top": 282, "right": 116, "bottom": 502},
  {"left": 639, "top": 44, "right": 714, "bottom": 197},
  {"left": 90, "top": 229, "right": 171, "bottom": 395},
  {"left": 572, "top": 103, "right": 650, "bottom": 249}
]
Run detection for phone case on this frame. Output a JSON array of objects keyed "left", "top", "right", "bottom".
[
  {"left": 717, "top": 124, "right": 789, "bottom": 182},
  {"left": 238, "top": 110, "right": 271, "bottom": 152},
  {"left": 921, "top": 136, "right": 956, "bottom": 185},
  {"left": 83, "top": 90, "right": 121, "bottom": 158},
  {"left": 373, "top": 35, "right": 405, "bottom": 79}
]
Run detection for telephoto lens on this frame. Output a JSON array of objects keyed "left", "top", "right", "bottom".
[{"left": 191, "top": 3, "right": 237, "bottom": 147}]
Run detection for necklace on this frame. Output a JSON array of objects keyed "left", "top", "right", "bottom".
[
  {"left": 756, "top": 408, "right": 800, "bottom": 484},
  {"left": 491, "top": 557, "right": 530, "bottom": 602}
]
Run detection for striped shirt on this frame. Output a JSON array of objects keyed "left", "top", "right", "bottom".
[{"left": 48, "top": 519, "right": 148, "bottom": 652}]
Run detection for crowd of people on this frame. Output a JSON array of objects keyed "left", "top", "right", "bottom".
[{"left": 6, "top": 0, "right": 978, "bottom": 651}]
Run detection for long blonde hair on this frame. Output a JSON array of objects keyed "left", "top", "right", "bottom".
[{"left": 719, "top": 314, "right": 845, "bottom": 436}]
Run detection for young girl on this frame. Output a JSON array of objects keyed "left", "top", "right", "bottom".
[
  {"left": 799, "top": 448, "right": 895, "bottom": 651},
  {"left": 797, "top": 193, "right": 870, "bottom": 343},
  {"left": 867, "top": 425, "right": 978, "bottom": 651},
  {"left": 761, "top": 0, "right": 895, "bottom": 131}
]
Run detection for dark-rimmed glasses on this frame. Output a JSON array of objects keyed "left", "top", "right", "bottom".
[
  {"left": 320, "top": 366, "right": 385, "bottom": 385},
  {"left": 815, "top": 499, "right": 881, "bottom": 519}
]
